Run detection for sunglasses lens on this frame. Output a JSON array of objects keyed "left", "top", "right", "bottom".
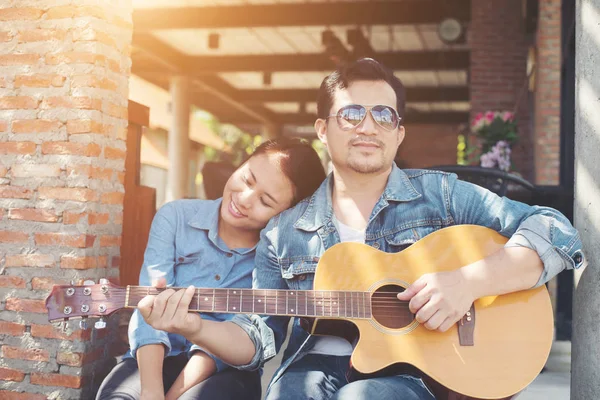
[
  {"left": 371, "top": 105, "right": 399, "bottom": 130},
  {"left": 337, "top": 105, "right": 366, "bottom": 130}
]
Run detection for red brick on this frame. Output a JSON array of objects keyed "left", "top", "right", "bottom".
[
  {"left": 101, "top": 192, "right": 124, "bottom": 205},
  {"left": 63, "top": 212, "right": 86, "bottom": 224},
  {"left": 0, "top": 276, "right": 27, "bottom": 288},
  {"left": 0, "top": 231, "right": 29, "bottom": 243},
  {"left": 42, "top": 141, "right": 101, "bottom": 156},
  {"left": 0, "top": 96, "right": 38, "bottom": 110},
  {"left": 45, "top": 52, "right": 105, "bottom": 66},
  {"left": 38, "top": 187, "right": 98, "bottom": 202},
  {"left": 72, "top": 28, "right": 118, "bottom": 49},
  {"left": 71, "top": 75, "right": 118, "bottom": 91},
  {"left": 0, "top": 31, "right": 13, "bottom": 42},
  {"left": 0, "top": 166, "right": 6, "bottom": 177},
  {"left": 2, "top": 346, "right": 50, "bottom": 362},
  {"left": 18, "top": 29, "right": 67, "bottom": 43},
  {"left": 107, "top": 59, "right": 121, "bottom": 73},
  {"left": 15, "top": 74, "right": 66, "bottom": 88},
  {"left": 0, "top": 8, "right": 43, "bottom": 21},
  {"left": 100, "top": 235, "right": 121, "bottom": 247},
  {"left": 67, "top": 165, "right": 117, "bottom": 180},
  {"left": 56, "top": 349, "right": 104, "bottom": 367},
  {"left": 105, "top": 147, "right": 125, "bottom": 160},
  {"left": 0, "top": 367, "right": 25, "bottom": 382},
  {"left": 0, "top": 186, "right": 33, "bottom": 199},
  {"left": 30, "top": 324, "right": 91, "bottom": 341},
  {"left": 0, "top": 120, "right": 7, "bottom": 131},
  {"left": 5, "top": 298, "right": 47, "bottom": 314},
  {"left": 60, "top": 256, "right": 106, "bottom": 270},
  {"left": 42, "top": 96, "right": 102, "bottom": 111},
  {"left": 0, "top": 54, "right": 38, "bottom": 66},
  {"left": 0, "top": 321, "right": 26, "bottom": 336},
  {"left": 0, "top": 391, "right": 46, "bottom": 400},
  {"left": 12, "top": 120, "right": 61, "bottom": 133},
  {"left": 8, "top": 208, "right": 59, "bottom": 222},
  {"left": 5, "top": 254, "right": 55, "bottom": 268},
  {"left": 30, "top": 373, "right": 82, "bottom": 389},
  {"left": 11, "top": 163, "right": 61, "bottom": 178},
  {"left": 46, "top": 5, "right": 106, "bottom": 20},
  {"left": 0, "top": 142, "right": 36, "bottom": 155},
  {"left": 66, "top": 119, "right": 111, "bottom": 135},
  {"left": 35, "top": 232, "right": 95, "bottom": 248},
  {"left": 113, "top": 213, "right": 123, "bottom": 225},
  {"left": 56, "top": 351, "right": 83, "bottom": 367},
  {"left": 32, "top": 277, "right": 67, "bottom": 290},
  {"left": 117, "top": 171, "right": 125, "bottom": 184},
  {"left": 106, "top": 103, "right": 128, "bottom": 119},
  {"left": 90, "top": 212, "right": 110, "bottom": 225}
]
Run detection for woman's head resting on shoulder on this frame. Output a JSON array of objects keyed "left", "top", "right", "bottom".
[{"left": 220, "top": 137, "right": 326, "bottom": 231}]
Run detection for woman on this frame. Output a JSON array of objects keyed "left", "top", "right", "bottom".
[{"left": 96, "top": 138, "right": 326, "bottom": 400}]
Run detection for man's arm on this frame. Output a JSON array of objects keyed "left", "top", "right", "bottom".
[{"left": 398, "top": 174, "right": 584, "bottom": 332}]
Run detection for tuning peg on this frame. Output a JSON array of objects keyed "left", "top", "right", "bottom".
[
  {"left": 79, "top": 318, "right": 88, "bottom": 330},
  {"left": 99, "top": 278, "right": 109, "bottom": 284},
  {"left": 83, "top": 280, "right": 95, "bottom": 286},
  {"left": 94, "top": 317, "right": 106, "bottom": 330}
]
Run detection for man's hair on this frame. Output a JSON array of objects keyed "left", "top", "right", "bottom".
[{"left": 316, "top": 58, "right": 406, "bottom": 120}]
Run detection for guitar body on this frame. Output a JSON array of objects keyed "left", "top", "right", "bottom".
[{"left": 310, "top": 225, "right": 554, "bottom": 400}]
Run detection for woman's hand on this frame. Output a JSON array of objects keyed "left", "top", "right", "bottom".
[
  {"left": 138, "top": 280, "right": 203, "bottom": 338},
  {"left": 140, "top": 389, "right": 165, "bottom": 400}
]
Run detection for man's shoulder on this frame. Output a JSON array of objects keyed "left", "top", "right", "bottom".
[{"left": 275, "top": 197, "right": 312, "bottom": 225}]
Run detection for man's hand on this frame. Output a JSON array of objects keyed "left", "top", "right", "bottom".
[
  {"left": 138, "top": 279, "right": 202, "bottom": 338},
  {"left": 397, "top": 269, "right": 475, "bottom": 332}
]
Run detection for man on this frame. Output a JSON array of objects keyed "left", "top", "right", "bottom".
[{"left": 139, "top": 59, "right": 585, "bottom": 400}]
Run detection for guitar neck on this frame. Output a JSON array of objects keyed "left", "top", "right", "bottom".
[{"left": 125, "top": 286, "right": 373, "bottom": 319}]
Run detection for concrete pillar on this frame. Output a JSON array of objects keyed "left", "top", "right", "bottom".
[
  {"left": 166, "top": 76, "right": 190, "bottom": 201},
  {"left": 571, "top": 0, "right": 600, "bottom": 398}
]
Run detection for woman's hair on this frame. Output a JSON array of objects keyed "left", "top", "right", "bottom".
[{"left": 248, "top": 137, "right": 326, "bottom": 205}]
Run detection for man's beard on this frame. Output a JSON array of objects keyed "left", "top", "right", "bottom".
[{"left": 347, "top": 153, "right": 387, "bottom": 174}]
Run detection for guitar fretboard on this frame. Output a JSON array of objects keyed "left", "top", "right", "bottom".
[{"left": 125, "top": 286, "right": 372, "bottom": 319}]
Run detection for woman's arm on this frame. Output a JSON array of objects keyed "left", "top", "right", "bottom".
[
  {"left": 137, "top": 344, "right": 166, "bottom": 400},
  {"left": 164, "top": 351, "right": 217, "bottom": 400}
]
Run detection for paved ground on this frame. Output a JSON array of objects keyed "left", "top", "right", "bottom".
[{"left": 518, "top": 371, "right": 570, "bottom": 400}]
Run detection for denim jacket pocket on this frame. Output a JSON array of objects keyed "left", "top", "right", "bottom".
[
  {"left": 384, "top": 229, "right": 419, "bottom": 253},
  {"left": 280, "top": 257, "right": 319, "bottom": 290}
]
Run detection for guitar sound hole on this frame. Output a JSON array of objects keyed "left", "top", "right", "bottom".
[{"left": 371, "top": 284, "right": 414, "bottom": 329}]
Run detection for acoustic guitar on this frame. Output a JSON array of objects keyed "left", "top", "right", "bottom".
[{"left": 45, "top": 225, "right": 553, "bottom": 400}]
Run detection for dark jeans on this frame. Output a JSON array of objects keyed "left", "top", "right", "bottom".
[
  {"left": 96, "top": 354, "right": 261, "bottom": 400},
  {"left": 266, "top": 354, "right": 436, "bottom": 400}
]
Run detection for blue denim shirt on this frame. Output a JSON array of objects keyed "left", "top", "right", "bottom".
[
  {"left": 125, "top": 198, "right": 255, "bottom": 372},
  {"left": 230, "top": 165, "right": 585, "bottom": 385}
]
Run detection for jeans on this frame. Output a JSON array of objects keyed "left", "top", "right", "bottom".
[
  {"left": 96, "top": 354, "right": 261, "bottom": 400},
  {"left": 265, "top": 354, "right": 436, "bottom": 400}
]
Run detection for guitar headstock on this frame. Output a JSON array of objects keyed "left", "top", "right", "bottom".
[{"left": 45, "top": 280, "right": 126, "bottom": 322}]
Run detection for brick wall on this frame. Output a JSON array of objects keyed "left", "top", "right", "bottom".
[
  {"left": 469, "top": 0, "right": 535, "bottom": 181},
  {"left": 397, "top": 124, "right": 461, "bottom": 169},
  {"left": 534, "top": 0, "right": 562, "bottom": 185},
  {"left": 0, "top": 2, "right": 132, "bottom": 398}
]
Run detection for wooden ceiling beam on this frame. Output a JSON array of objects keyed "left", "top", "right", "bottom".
[
  {"left": 131, "top": 46, "right": 470, "bottom": 73},
  {"left": 133, "top": 0, "right": 470, "bottom": 30},
  {"left": 234, "top": 87, "right": 470, "bottom": 103}
]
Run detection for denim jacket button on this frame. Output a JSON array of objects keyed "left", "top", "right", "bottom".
[
  {"left": 178, "top": 257, "right": 184, "bottom": 262},
  {"left": 372, "top": 242, "right": 380, "bottom": 249},
  {"left": 298, "top": 275, "right": 306, "bottom": 281},
  {"left": 214, "top": 274, "right": 221, "bottom": 281},
  {"left": 574, "top": 253, "right": 583, "bottom": 264},
  {"left": 226, "top": 253, "right": 233, "bottom": 258}
]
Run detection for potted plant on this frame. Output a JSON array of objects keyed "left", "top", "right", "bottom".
[{"left": 470, "top": 111, "right": 518, "bottom": 172}]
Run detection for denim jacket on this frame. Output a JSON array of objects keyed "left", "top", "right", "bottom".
[
  {"left": 125, "top": 199, "right": 256, "bottom": 372},
  {"left": 230, "top": 165, "right": 584, "bottom": 386}
]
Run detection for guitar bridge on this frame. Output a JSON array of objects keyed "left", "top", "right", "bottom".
[{"left": 458, "top": 304, "right": 475, "bottom": 346}]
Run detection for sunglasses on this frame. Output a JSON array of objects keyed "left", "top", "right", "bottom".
[{"left": 326, "top": 104, "right": 401, "bottom": 131}]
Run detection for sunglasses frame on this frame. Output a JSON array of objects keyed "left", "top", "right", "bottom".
[{"left": 325, "top": 104, "right": 402, "bottom": 131}]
